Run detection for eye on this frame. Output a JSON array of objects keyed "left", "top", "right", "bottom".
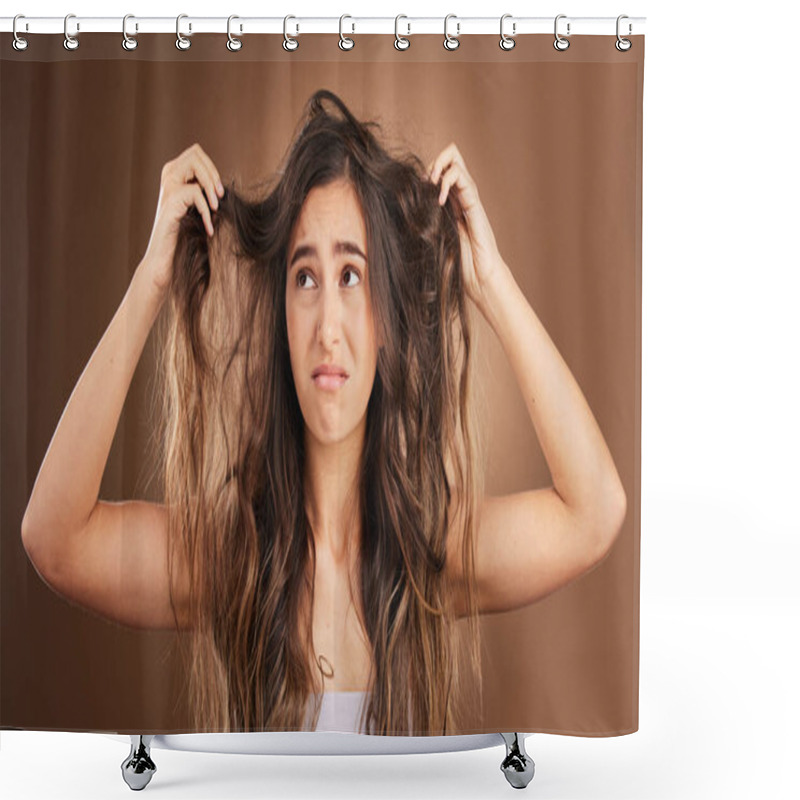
[
  {"left": 296, "top": 269, "right": 316, "bottom": 289},
  {"left": 342, "top": 267, "right": 362, "bottom": 287}
]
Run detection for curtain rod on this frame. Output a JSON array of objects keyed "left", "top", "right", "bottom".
[{"left": 1, "top": 15, "right": 647, "bottom": 37}]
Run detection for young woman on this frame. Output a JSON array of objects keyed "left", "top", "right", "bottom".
[{"left": 21, "top": 89, "right": 626, "bottom": 737}]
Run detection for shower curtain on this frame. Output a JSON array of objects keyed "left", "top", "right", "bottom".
[{"left": 1, "top": 29, "right": 644, "bottom": 738}]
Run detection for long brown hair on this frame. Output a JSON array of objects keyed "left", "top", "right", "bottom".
[{"left": 156, "top": 89, "right": 486, "bottom": 735}]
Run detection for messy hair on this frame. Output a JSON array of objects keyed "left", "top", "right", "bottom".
[{"left": 156, "top": 89, "right": 486, "bottom": 735}]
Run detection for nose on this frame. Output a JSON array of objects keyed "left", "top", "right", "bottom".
[{"left": 316, "top": 280, "right": 342, "bottom": 351}]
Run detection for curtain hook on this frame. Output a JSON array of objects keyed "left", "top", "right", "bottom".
[
  {"left": 499, "top": 14, "right": 516, "bottom": 51},
  {"left": 554, "top": 14, "right": 570, "bottom": 51},
  {"left": 394, "top": 15, "right": 410, "bottom": 51},
  {"left": 12, "top": 14, "right": 29, "bottom": 51},
  {"left": 615, "top": 14, "right": 632, "bottom": 51},
  {"left": 64, "top": 13, "right": 79, "bottom": 51},
  {"left": 122, "top": 14, "right": 138, "bottom": 51},
  {"left": 227, "top": 15, "right": 243, "bottom": 52},
  {"left": 283, "top": 15, "right": 299, "bottom": 51},
  {"left": 339, "top": 14, "right": 355, "bottom": 50},
  {"left": 444, "top": 14, "right": 460, "bottom": 51},
  {"left": 176, "top": 14, "right": 191, "bottom": 51}
]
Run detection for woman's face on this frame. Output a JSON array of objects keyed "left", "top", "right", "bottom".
[{"left": 286, "top": 178, "right": 379, "bottom": 447}]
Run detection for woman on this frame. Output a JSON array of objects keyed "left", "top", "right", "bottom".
[{"left": 21, "top": 89, "right": 626, "bottom": 737}]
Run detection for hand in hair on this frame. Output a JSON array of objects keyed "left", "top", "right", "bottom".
[
  {"left": 142, "top": 143, "right": 226, "bottom": 295},
  {"left": 428, "top": 143, "right": 503, "bottom": 313}
]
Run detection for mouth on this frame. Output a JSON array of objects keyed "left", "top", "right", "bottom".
[{"left": 312, "top": 365, "right": 349, "bottom": 392}]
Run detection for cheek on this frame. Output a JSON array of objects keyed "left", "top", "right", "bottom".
[
  {"left": 359, "top": 307, "right": 379, "bottom": 369},
  {"left": 285, "top": 303, "right": 304, "bottom": 368}
]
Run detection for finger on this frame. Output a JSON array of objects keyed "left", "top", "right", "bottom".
[
  {"left": 193, "top": 145, "right": 225, "bottom": 198},
  {"left": 430, "top": 147, "right": 452, "bottom": 184},
  {"left": 185, "top": 182, "right": 214, "bottom": 237},
  {"left": 447, "top": 145, "right": 474, "bottom": 187},
  {"left": 189, "top": 150, "right": 221, "bottom": 211},
  {"left": 177, "top": 147, "right": 220, "bottom": 213},
  {"left": 438, "top": 162, "right": 462, "bottom": 205}
]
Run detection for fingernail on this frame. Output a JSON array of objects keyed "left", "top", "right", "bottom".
[{"left": 217, "top": 181, "right": 224, "bottom": 196}]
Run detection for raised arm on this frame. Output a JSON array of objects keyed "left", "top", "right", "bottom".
[
  {"left": 21, "top": 143, "right": 224, "bottom": 629},
  {"left": 450, "top": 263, "right": 627, "bottom": 617},
  {"left": 429, "top": 143, "right": 626, "bottom": 617}
]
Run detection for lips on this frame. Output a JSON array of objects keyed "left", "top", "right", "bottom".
[{"left": 312, "top": 364, "right": 349, "bottom": 391}]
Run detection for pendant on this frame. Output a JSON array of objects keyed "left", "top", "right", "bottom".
[{"left": 317, "top": 653, "right": 335, "bottom": 678}]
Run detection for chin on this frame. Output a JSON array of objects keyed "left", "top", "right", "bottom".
[
  {"left": 306, "top": 412, "right": 347, "bottom": 445},
  {"left": 309, "top": 426, "right": 349, "bottom": 447}
]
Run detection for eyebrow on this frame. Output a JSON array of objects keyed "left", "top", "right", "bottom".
[{"left": 288, "top": 241, "right": 367, "bottom": 270}]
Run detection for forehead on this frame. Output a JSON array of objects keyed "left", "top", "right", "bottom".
[{"left": 290, "top": 179, "right": 366, "bottom": 247}]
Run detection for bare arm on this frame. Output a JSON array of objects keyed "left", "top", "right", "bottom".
[
  {"left": 479, "top": 261, "right": 627, "bottom": 527},
  {"left": 430, "top": 142, "right": 626, "bottom": 617},
  {"left": 448, "top": 261, "right": 627, "bottom": 617},
  {"left": 19, "top": 261, "right": 195, "bottom": 629},
  {"left": 21, "top": 261, "right": 166, "bottom": 547},
  {"left": 20, "top": 144, "right": 223, "bottom": 629}
]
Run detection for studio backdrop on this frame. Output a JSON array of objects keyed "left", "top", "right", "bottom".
[{"left": 1, "top": 24, "right": 643, "bottom": 739}]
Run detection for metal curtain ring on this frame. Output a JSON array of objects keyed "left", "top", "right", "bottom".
[
  {"left": 444, "top": 14, "right": 460, "bottom": 51},
  {"left": 64, "top": 13, "right": 79, "bottom": 51},
  {"left": 283, "top": 15, "right": 299, "bottom": 51},
  {"left": 339, "top": 14, "right": 354, "bottom": 50},
  {"left": 553, "top": 14, "right": 570, "bottom": 51},
  {"left": 122, "top": 14, "right": 138, "bottom": 51},
  {"left": 227, "top": 15, "right": 242, "bottom": 51},
  {"left": 394, "top": 14, "right": 410, "bottom": 50},
  {"left": 499, "top": 14, "right": 516, "bottom": 50},
  {"left": 12, "top": 14, "right": 29, "bottom": 51},
  {"left": 615, "top": 14, "right": 632, "bottom": 51},
  {"left": 176, "top": 14, "right": 191, "bottom": 50}
]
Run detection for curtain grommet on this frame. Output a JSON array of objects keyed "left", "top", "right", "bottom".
[
  {"left": 615, "top": 15, "right": 633, "bottom": 51},
  {"left": 227, "top": 15, "right": 243, "bottom": 52},
  {"left": 394, "top": 15, "right": 410, "bottom": 51},
  {"left": 553, "top": 14, "right": 570, "bottom": 51},
  {"left": 122, "top": 14, "right": 138, "bottom": 51},
  {"left": 12, "top": 14, "right": 29, "bottom": 51},
  {"left": 499, "top": 14, "right": 516, "bottom": 51},
  {"left": 63, "top": 13, "right": 79, "bottom": 51},
  {"left": 176, "top": 14, "right": 191, "bottom": 51},
  {"left": 443, "top": 14, "right": 460, "bottom": 51},
  {"left": 339, "top": 14, "right": 355, "bottom": 51},
  {"left": 283, "top": 15, "right": 299, "bottom": 51}
]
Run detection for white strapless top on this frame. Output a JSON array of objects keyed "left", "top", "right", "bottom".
[{"left": 307, "top": 691, "right": 370, "bottom": 734}]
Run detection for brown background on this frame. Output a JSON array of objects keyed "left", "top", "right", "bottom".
[{"left": 0, "top": 32, "right": 643, "bottom": 735}]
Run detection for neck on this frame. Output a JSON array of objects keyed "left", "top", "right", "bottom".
[{"left": 304, "top": 416, "right": 365, "bottom": 565}]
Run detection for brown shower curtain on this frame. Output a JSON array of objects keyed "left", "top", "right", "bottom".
[{"left": 1, "top": 31, "right": 644, "bottom": 736}]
